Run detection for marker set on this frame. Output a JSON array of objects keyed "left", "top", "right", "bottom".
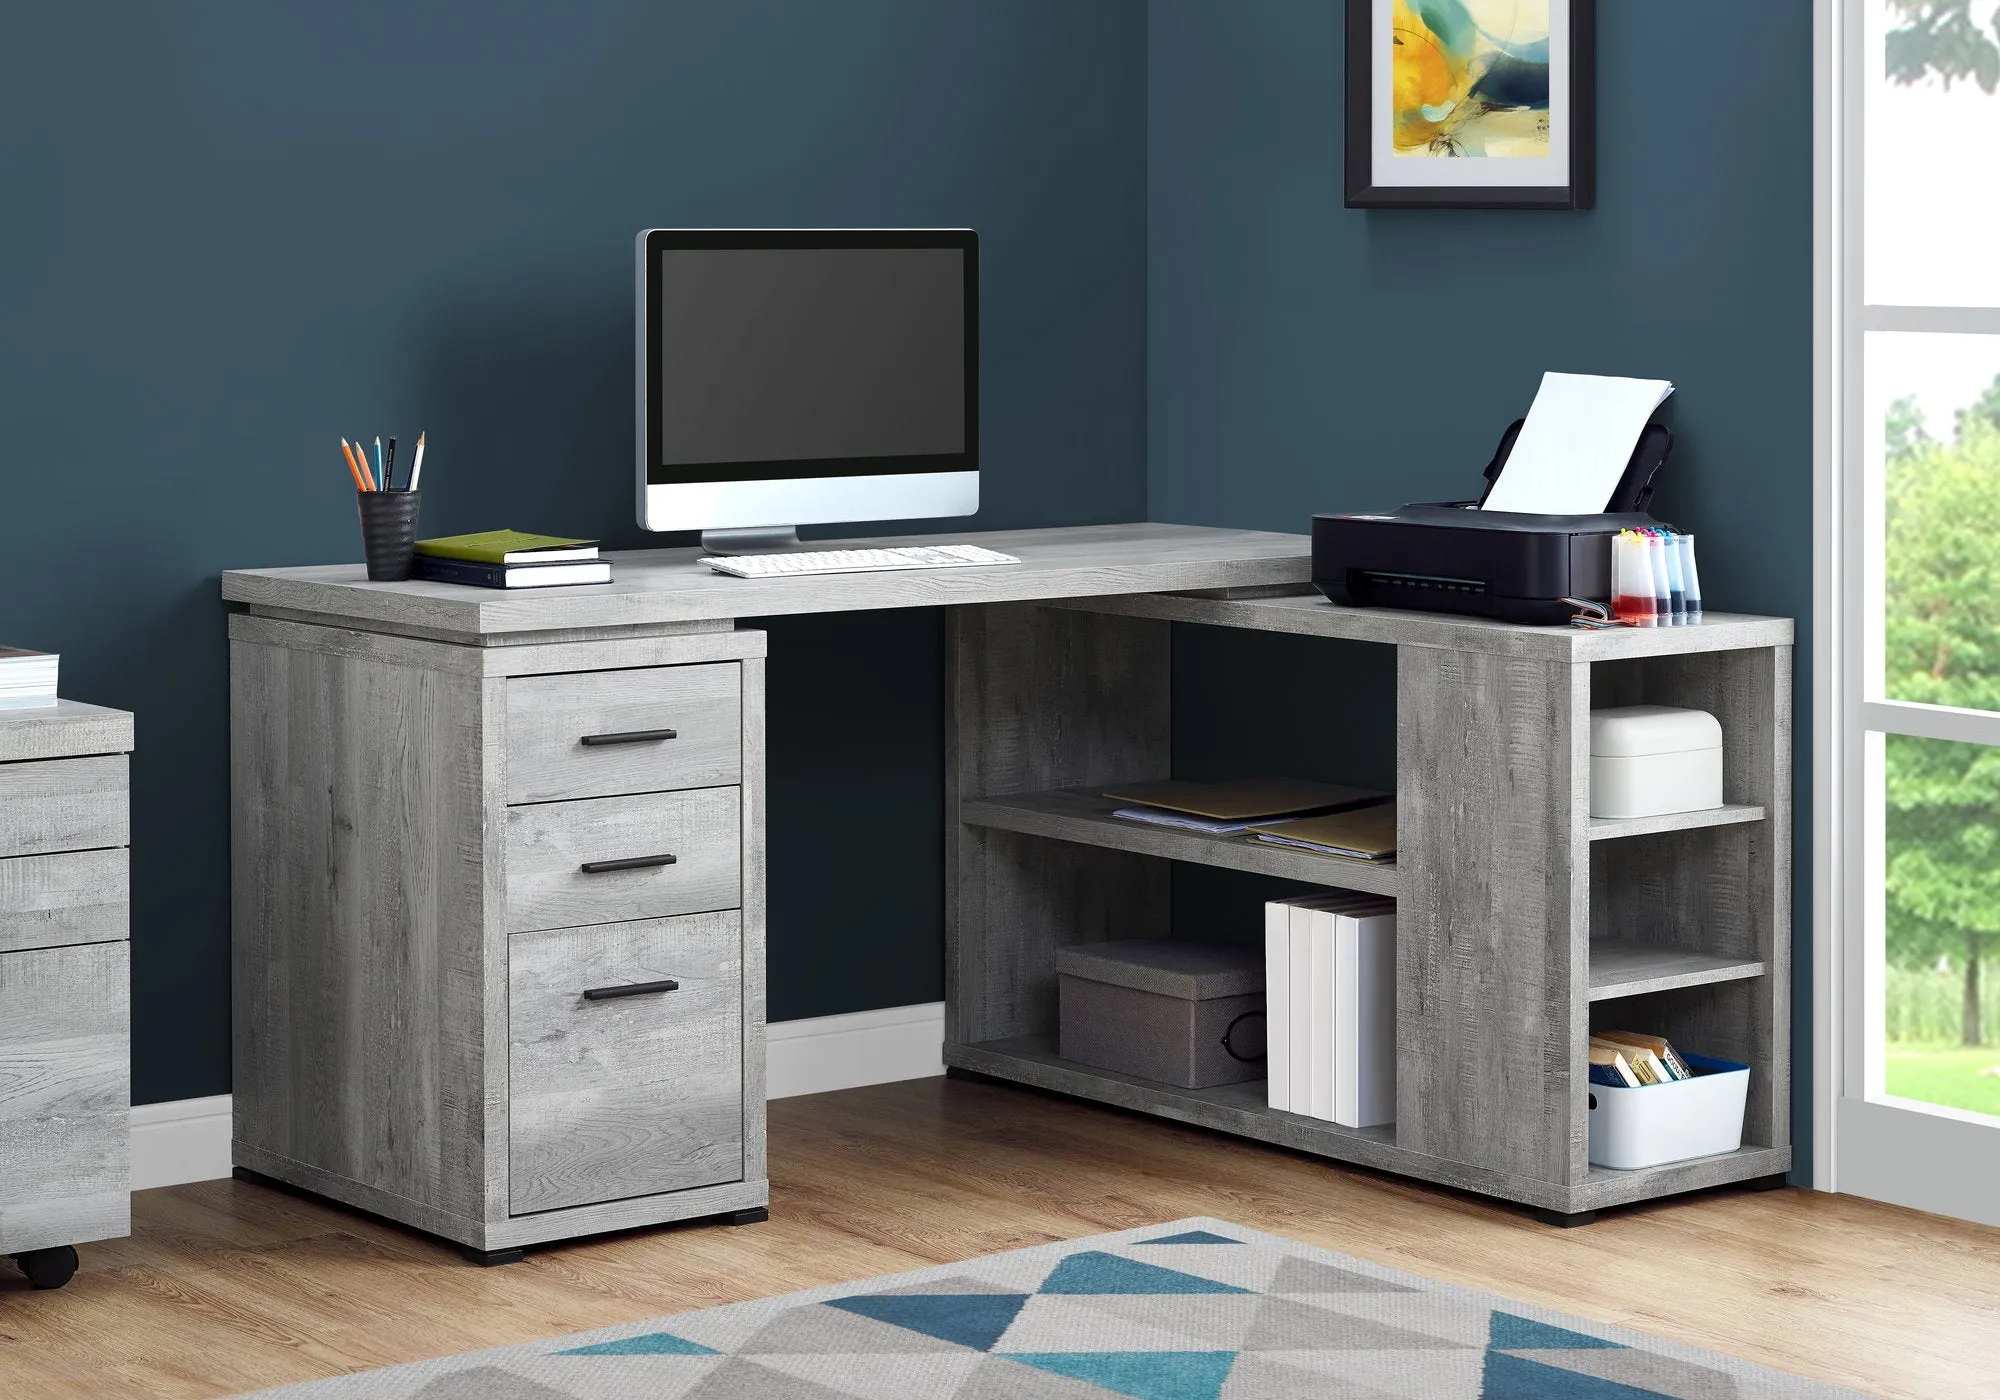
[{"left": 1611, "top": 528, "right": 1701, "bottom": 627}]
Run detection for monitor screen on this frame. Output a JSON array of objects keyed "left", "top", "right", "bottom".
[{"left": 649, "top": 237, "right": 973, "bottom": 485}]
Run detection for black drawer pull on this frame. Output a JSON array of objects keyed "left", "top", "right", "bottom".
[
  {"left": 580, "top": 728, "right": 678, "bottom": 746},
  {"left": 583, "top": 978, "right": 680, "bottom": 1001},
  {"left": 579, "top": 853, "right": 678, "bottom": 873}
]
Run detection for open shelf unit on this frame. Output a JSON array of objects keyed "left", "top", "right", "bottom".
[{"left": 944, "top": 591, "right": 1793, "bottom": 1222}]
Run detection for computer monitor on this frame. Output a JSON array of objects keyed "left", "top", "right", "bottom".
[{"left": 637, "top": 228, "right": 978, "bottom": 550}]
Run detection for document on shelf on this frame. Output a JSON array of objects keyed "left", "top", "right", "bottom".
[{"left": 1480, "top": 371, "right": 1675, "bottom": 515}]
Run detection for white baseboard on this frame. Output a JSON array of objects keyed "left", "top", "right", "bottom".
[
  {"left": 130, "top": 1002, "right": 946, "bottom": 1187},
  {"left": 765, "top": 1000, "right": 945, "bottom": 1099},
  {"left": 131, "top": 1094, "right": 234, "bottom": 1190}
]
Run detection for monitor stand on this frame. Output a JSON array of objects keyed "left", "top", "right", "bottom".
[{"left": 700, "top": 526, "right": 801, "bottom": 555}]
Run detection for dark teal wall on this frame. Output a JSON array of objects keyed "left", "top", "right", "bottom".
[
  {"left": 1146, "top": 0, "right": 1816, "bottom": 1171},
  {"left": 0, "top": 0, "right": 1148, "bottom": 1105}
]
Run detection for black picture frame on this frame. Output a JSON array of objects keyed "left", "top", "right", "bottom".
[{"left": 1344, "top": 0, "right": 1594, "bottom": 210}]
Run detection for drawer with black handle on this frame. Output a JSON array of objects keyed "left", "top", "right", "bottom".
[
  {"left": 502, "top": 786, "right": 741, "bottom": 935},
  {"left": 504, "top": 663, "right": 741, "bottom": 804},
  {"left": 507, "top": 910, "right": 744, "bottom": 1213}
]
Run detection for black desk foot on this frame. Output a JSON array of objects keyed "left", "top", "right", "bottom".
[
  {"left": 1534, "top": 1207, "right": 1598, "bottom": 1229},
  {"left": 463, "top": 1245, "right": 526, "bottom": 1267},
  {"left": 13, "top": 1246, "right": 79, "bottom": 1290},
  {"left": 721, "top": 1207, "right": 769, "bottom": 1226},
  {"left": 1746, "top": 1173, "right": 1791, "bottom": 1192}
]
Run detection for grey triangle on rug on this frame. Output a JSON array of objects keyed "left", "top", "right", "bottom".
[{"left": 236, "top": 1218, "right": 1870, "bottom": 1400}]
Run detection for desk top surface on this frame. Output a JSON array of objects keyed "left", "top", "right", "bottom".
[
  {"left": 221, "top": 521, "right": 1794, "bottom": 657},
  {"left": 221, "top": 523, "right": 1314, "bottom": 638}
]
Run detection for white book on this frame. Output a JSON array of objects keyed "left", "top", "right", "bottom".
[
  {"left": 1289, "top": 892, "right": 1386, "bottom": 1121},
  {"left": 1287, "top": 901, "right": 1314, "bottom": 1115},
  {"left": 1263, "top": 899, "right": 1291, "bottom": 1112},
  {"left": 1333, "top": 906, "right": 1398, "bottom": 1128},
  {"left": 1308, "top": 902, "right": 1335, "bottom": 1120}
]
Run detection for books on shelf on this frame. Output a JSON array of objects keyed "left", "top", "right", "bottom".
[
  {"left": 0, "top": 646, "right": 58, "bottom": 710},
  {"left": 1589, "top": 1031, "right": 1696, "bottom": 1087},
  {"left": 411, "top": 529, "right": 612, "bottom": 589},
  {"left": 1107, "top": 777, "right": 1389, "bottom": 837},
  {"left": 1265, "top": 893, "right": 1397, "bottom": 1127}
]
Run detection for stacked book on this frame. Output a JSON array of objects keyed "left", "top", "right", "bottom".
[
  {"left": 1265, "top": 893, "right": 1396, "bottom": 1128},
  {"left": 0, "top": 647, "right": 58, "bottom": 710},
  {"left": 412, "top": 530, "right": 612, "bottom": 589}
]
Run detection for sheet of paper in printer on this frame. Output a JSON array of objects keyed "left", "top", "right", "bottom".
[{"left": 1479, "top": 372, "right": 1675, "bottom": 515}]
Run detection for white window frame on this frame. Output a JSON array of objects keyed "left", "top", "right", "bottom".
[{"left": 1815, "top": 0, "right": 2000, "bottom": 1216}]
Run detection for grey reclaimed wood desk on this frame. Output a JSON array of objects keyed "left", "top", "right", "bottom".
[{"left": 221, "top": 522, "right": 1793, "bottom": 1254}]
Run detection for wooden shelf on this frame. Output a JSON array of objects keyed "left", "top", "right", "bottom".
[
  {"left": 957, "top": 788, "right": 1400, "bottom": 897},
  {"left": 1589, "top": 940, "right": 1766, "bottom": 1000},
  {"left": 947, "top": 1034, "right": 1789, "bottom": 1215},
  {"left": 1586, "top": 805, "right": 1765, "bottom": 841}
]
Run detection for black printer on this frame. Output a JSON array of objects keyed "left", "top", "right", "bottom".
[{"left": 1312, "top": 418, "right": 1673, "bottom": 626}]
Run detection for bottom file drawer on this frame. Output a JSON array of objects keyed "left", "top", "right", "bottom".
[
  {"left": 0, "top": 940, "right": 130, "bottom": 1253},
  {"left": 509, "top": 911, "right": 744, "bottom": 1215}
]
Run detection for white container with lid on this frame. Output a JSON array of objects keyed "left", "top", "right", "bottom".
[{"left": 1588, "top": 705, "right": 1723, "bottom": 819}]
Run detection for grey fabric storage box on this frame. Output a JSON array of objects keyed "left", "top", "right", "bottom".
[{"left": 1057, "top": 939, "right": 1266, "bottom": 1089}]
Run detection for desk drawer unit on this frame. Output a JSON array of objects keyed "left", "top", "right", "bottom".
[
  {"left": 505, "top": 663, "right": 742, "bottom": 804},
  {"left": 509, "top": 911, "right": 745, "bottom": 1214},
  {"left": 0, "top": 701, "right": 135, "bottom": 1285},
  {"left": 503, "top": 786, "right": 742, "bottom": 934},
  {"left": 229, "top": 616, "right": 767, "bottom": 1259}
]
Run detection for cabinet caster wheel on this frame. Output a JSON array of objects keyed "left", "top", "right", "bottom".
[
  {"left": 721, "top": 1207, "right": 769, "bottom": 1226},
  {"left": 463, "top": 1245, "right": 526, "bottom": 1267},
  {"left": 13, "top": 1246, "right": 79, "bottom": 1289},
  {"left": 1746, "top": 1173, "right": 1791, "bottom": 1192}
]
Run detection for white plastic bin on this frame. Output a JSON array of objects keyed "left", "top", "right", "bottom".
[{"left": 1586, "top": 1052, "right": 1750, "bottom": 1170}]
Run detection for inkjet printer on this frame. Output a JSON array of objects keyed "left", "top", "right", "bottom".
[{"left": 1312, "top": 418, "right": 1673, "bottom": 626}]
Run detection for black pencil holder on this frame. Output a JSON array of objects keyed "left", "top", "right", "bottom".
[{"left": 357, "top": 490, "right": 421, "bottom": 581}]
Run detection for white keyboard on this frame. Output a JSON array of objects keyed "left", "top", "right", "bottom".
[{"left": 698, "top": 544, "right": 1023, "bottom": 578}]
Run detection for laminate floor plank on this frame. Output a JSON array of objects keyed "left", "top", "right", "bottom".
[{"left": 0, "top": 1077, "right": 1990, "bottom": 1399}]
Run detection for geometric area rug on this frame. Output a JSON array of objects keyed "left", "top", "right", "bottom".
[{"left": 238, "top": 1217, "right": 1868, "bottom": 1400}]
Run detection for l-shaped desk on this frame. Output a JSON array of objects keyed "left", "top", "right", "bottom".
[{"left": 222, "top": 522, "right": 1792, "bottom": 1256}]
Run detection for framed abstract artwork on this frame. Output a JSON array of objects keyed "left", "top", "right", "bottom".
[{"left": 1344, "top": 0, "right": 1595, "bottom": 210}]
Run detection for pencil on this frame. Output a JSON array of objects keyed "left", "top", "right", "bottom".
[
  {"left": 385, "top": 435, "right": 398, "bottom": 491},
  {"left": 341, "top": 437, "right": 372, "bottom": 491},
  {"left": 408, "top": 432, "right": 426, "bottom": 491},
  {"left": 374, "top": 436, "right": 385, "bottom": 490}
]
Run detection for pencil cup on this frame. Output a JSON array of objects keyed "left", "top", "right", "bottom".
[{"left": 357, "top": 490, "right": 421, "bottom": 581}]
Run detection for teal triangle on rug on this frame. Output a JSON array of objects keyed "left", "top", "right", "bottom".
[
  {"left": 1038, "top": 1251, "right": 1252, "bottom": 1296},
  {"left": 555, "top": 1330, "right": 718, "bottom": 1356},
  {"left": 1139, "top": 1230, "right": 1241, "bottom": 1246},
  {"left": 1489, "top": 1311, "right": 1626, "bottom": 1351},
  {"left": 1011, "top": 1350, "right": 1238, "bottom": 1400},
  {"left": 824, "top": 1291, "right": 1030, "bottom": 1351},
  {"left": 1481, "top": 1349, "right": 1674, "bottom": 1399}
]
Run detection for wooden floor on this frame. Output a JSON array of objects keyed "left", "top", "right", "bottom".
[{"left": 5, "top": 1076, "right": 1996, "bottom": 1398}]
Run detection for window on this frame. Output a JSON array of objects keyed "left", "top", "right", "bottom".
[{"left": 1825, "top": 0, "right": 2000, "bottom": 1224}]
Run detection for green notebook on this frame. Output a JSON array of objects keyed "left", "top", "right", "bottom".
[{"left": 413, "top": 530, "right": 598, "bottom": 565}]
